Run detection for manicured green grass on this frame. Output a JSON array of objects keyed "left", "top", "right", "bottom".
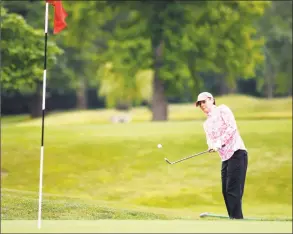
[
  {"left": 1, "top": 95, "right": 292, "bottom": 225},
  {"left": 2, "top": 220, "right": 292, "bottom": 233},
  {"left": 2, "top": 118, "right": 292, "bottom": 220}
]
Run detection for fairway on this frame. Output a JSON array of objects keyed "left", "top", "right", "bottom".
[{"left": 1, "top": 98, "right": 292, "bottom": 230}]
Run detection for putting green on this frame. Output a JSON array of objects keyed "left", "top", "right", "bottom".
[{"left": 1, "top": 220, "right": 292, "bottom": 233}]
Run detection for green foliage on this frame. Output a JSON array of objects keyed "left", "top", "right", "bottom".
[
  {"left": 105, "top": 1, "right": 270, "bottom": 105},
  {"left": 2, "top": 1, "right": 75, "bottom": 95},
  {"left": 256, "top": 1, "right": 292, "bottom": 96},
  {"left": 55, "top": 1, "right": 124, "bottom": 91},
  {"left": 106, "top": 10, "right": 151, "bottom": 78},
  {"left": 97, "top": 62, "right": 153, "bottom": 108},
  {"left": 104, "top": 1, "right": 194, "bottom": 104},
  {"left": 1, "top": 6, "right": 62, "bottom": 94},
  {"left": 1, "top": 0, "right": 291, "bottom": 114},
  {"left": 97, "top": 5, "right": 153, "bottom": 108},
  {"left": 181, "top": 1, "right": 270, "bottom": 92},
  {"left": 53, "top": 2, "right": 98, "bottom": 90},
  {"left": 218, "top": 1, "right": 268, "bottom": 79},
  {"left": 150, "top": 1, "right": 191, "bottom": 96}
]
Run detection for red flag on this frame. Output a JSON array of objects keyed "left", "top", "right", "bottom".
[{"left": 46, "top": 0, "right": 67, "bottom": 34}]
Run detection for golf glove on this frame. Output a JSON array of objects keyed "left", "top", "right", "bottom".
[{"left": 209, "top": 141, "right": 222, "bottom": 152}]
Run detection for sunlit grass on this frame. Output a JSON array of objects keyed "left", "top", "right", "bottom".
[
  {"left": 2, "top": 220, "right": 292, "bottom": 233},
  {"left": 2, "top": 118, "right": 292, "bottom": 220},
  {"left": 2, "top": 95, "right": 292, "bottom": 126}
]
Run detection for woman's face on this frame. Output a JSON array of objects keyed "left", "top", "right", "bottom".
[{"left": 199, "top": 98, "right": 214, "bottom": 114}]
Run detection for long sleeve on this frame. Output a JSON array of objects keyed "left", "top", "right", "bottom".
[
  {"left": 203, "top": 105, "right": 246, "bottom": 161},
  {"left": 219, "top": 105, "right": 237, "bottom": 146},
  {"left": 204, "top": 124, "right": 213, "bottom": 149},
  {"left": 203, "top": 123, "right": 220, "bottom": 149}
]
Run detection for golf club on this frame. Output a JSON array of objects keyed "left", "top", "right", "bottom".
[
  {"left": 164, "top": 149, "right": 209, "bottom": 165},
  {"left": 164, "top": 145, "right": 226, "bottom": 165}
]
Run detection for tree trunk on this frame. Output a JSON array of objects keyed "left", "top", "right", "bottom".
[
  {"left": 265, "top": 67, "right": 274, "bottom": 99},
  {"left": 266, "top": 74, "right": 274, "bottom": 99},
  {"left": 151, "top": 39, "right": 168, "bottom": 121},
  {"left": 218, "top": 75, "right": 229, "bottom": 95},
  {"left": 288, "top": 76, "right": 292, "bottom": 96},
  {"left": 76, "top": 77, "right": 87, "bottom": 109},
  {"left": 228, "top": 82, "right": 237, "bottom": 94},
  {"left": 264, "top": 48, "right": 274, "bottom": 99},
  {"left": 286, "top": 55, "right": 292, "bottom": 96},
  {"left": 30, "top": 82, "right": 42, "bottom": 118}
]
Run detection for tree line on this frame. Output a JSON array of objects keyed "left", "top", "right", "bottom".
[{"left": 1, "top": 1, "right": 292, "bottom": 120}]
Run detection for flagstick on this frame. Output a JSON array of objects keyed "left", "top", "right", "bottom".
[{"left": 38, "top": 2, "right": 49, "bottom": 229}]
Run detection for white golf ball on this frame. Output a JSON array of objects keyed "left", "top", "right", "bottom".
[{"left": 157, "top": 144, "right": 162, "bottom": 149}]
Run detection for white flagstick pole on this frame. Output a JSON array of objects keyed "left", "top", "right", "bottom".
[{"left": 38, "top": 1, "right": 49, "bottom": 229}]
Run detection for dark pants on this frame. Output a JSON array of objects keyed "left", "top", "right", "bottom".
[{"left": 221, "top": 149, "right": 248, "bottom": 219}]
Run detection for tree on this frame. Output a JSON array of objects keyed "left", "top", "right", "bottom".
[
  {"left": 96, "top": 3, "right": 153, "bottom": 110},
  {"left": 2, "top": 1, "right": 79, "bottom": 111},
  {"left": 256, "top": 1, "right": 292, "bottom": 98},
  {"left": 104, "top": 1, "right": 189, "bottom": 121},
  {"left": 179, "top": 1, "right": 269, "bottom": 96},
  {"left": 56, "top": 1, "right": 121, "bottom": 109},
  {"left": 1, "top": 6, "right": 63, "bottom": 117},
  {"left": 97, "top": 62, "right": 153, "bottom": 109},
  {"left": 105, "top": 1, "right": 269, "bottom": 120}
]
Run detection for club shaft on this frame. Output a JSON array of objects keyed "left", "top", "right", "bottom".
[{"left": 169, "top": 150, "right": 209, "bottom": 164}]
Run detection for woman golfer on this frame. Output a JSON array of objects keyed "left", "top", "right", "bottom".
[{"left": 196, "top": 92, "right": 248, "bottom": 219}]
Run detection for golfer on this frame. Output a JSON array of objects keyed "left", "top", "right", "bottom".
[{"left": 195, "top": 92, "right": 248, "bottom": 219}]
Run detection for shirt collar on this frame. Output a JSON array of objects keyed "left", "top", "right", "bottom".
[{"left": 207, "top": 105, "right": 217, "bottom": 117}]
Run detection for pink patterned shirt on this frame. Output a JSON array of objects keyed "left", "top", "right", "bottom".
[{"left": 203, "top": 104, "right": 246, "bottom": 161}]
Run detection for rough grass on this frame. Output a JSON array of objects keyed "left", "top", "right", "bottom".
[
  {"left": 1, "top": 95, "right": 292, "bottom": 222},
  {"left": 1, "top": 190, "right": 172, "bottom": 220}
]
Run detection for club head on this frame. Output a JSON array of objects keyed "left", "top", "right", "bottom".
[
  {"left": 164, "top": 158, "right": 172, "bottom": 164},
  {"left": 199, "top": 212, "right": 209, "bottom": 218}
]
